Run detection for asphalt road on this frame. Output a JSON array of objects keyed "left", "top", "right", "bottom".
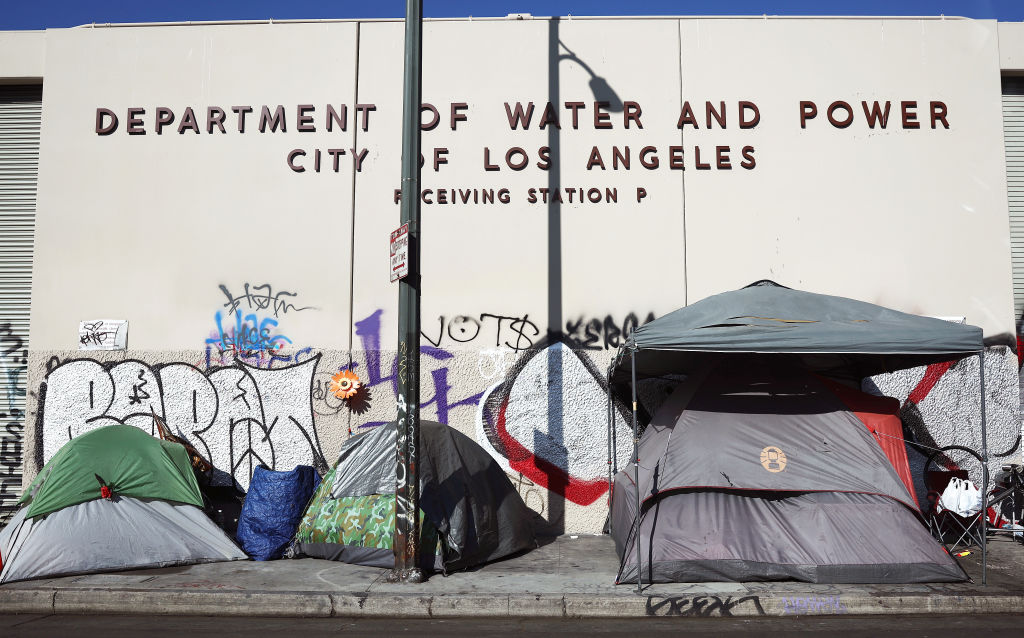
[{"left": 2, "top": 613, "right": 1023, "bottom": 637}]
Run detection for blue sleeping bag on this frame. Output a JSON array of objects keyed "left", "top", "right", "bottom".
[{"left": 236, "top": 465, "right": 321, "bottom": 560}]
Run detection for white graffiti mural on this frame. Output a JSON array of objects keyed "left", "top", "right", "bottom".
[
  {"left": 40, "top": 355, "right": 328, "bottom": 491},
  {"left": 476, "top": 341, "right": 633, "bottom": 506}
]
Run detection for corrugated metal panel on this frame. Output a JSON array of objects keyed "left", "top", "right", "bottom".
[
  {"left": 0, "top": 84, "right": 40, "bottom": 524},
  {"left": 1005, "top": 77, "right": 1024, "bottom": 329}
]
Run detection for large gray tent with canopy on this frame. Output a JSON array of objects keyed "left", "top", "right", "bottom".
[{"left": 608, "top": 280, "right": 988, "bottom": 585}]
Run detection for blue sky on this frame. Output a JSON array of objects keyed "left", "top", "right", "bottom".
[{"left": 2, "top": 1, "right": 1022, "bottom": 30}]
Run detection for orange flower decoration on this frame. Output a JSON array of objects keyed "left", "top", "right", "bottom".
[{"left": 330, "top": 369, "right": 361, "bottom": 400}]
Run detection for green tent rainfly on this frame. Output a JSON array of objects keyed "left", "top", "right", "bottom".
[{"left": 20, "top": 424, "right": 204, "bottom": 519}]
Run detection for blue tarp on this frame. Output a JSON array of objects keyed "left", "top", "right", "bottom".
[{"left": 236, "top": 465, "right": 321, "bottom": 561}]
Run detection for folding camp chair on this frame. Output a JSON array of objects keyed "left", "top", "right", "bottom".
[
  {"left": 987, "top": 463, "right": 1024, "bottom": 540},
  {"left": 923, "top": 446, "right": 986, "bottom": 553}
]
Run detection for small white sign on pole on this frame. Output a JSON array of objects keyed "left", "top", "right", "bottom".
[{"left": 390, "top": 223, "right": 410, "bottom": 282}]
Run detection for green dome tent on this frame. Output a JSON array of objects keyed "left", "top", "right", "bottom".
[{"left": 0, "top": 425, "right": 246, "bottom": 583}]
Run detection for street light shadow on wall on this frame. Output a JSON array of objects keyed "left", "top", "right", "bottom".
[
  {"left": 543, "top": 21, "right": 625, "bottom": 536},
  {"left": 559, "top": 40, "right": 624, "bottom": 113},
  {"left": 587, "top": 75, "right": 623, "bottom": 113}
]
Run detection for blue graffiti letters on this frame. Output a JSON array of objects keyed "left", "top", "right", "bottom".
[{"left": 206, "top": 310, "right": 292, "bottom": 356}]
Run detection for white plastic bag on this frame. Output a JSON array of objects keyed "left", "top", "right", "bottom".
[{"left": 937, "top": 476, "right": 983, "bottom": 517}]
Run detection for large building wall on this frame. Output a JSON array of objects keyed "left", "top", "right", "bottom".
[{"left": 2, "top": 16, "right": 1021, "bottom": 532}]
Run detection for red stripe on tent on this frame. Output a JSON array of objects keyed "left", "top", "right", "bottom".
[
  {"left": 495, "top": 396, "right": 608, "bottom": 506},
  {"left": 641, "top": 485, "right": 919, "bottom": 514}
]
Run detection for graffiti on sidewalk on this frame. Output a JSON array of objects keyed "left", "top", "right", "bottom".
[
  {"left": 645, "top": 594, "right": 766, "bottom": 617},
  {"left": 781, "top": 596, "right": 848, "bottom": 615}
]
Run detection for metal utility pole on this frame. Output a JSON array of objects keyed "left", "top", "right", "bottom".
[{"left": 389, "top": 0, "right": 424, "bottom": 583}]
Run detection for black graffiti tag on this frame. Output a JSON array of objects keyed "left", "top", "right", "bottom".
[
  {"left": 128, "top": 369, "right": 151, "bottom": 405},
  {"left": 564, "top": 312, "right": 656, "bottom": 351},
  {"left": 219, "top": 283, "right": 315, "bottom": 318},
  {"left": 645, "top": 595, "right": 766, "bottom": 617},
  {"left": 0, "top": 323, "right": 23, "bottom": 357}
]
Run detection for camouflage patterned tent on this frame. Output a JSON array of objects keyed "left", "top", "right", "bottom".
[{"left": 292, "top": 421, "right": 536, "bottom": 572}]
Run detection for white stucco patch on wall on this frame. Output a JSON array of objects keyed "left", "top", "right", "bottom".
[{"left": 500, "top": 343, "right": 630, "bottom": 483}]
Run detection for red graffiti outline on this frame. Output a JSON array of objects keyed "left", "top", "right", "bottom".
[
  {"left": 906, "top": 360, "right": 960, "bottom": 471},
  {"left": 494, "top": 395, "right": 608, "bottom": 506},
  {"left": 906, "top": 361, "right": 955, "bottom": 406}
]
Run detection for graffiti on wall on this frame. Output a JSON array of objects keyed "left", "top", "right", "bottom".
[
  {"left": 349, "top": 310, "right": 636, "bottom": 508},
  {"left": 33, "top": 304, "right": 643, "bottom": 515},
  {"left": 204, "top": 282, "right": 315, "bottom": 370},
  {"left": 219, "top": 282, "right": 315, "bottom": 318},
  {"left": 1, "top": 323, "right": 26, "bottom": 521},
  {"left": 475, "top": 340, "right": 633, "bottom": 506},
  {"left": 420, "top": 311, "right": 655, "bottom": 351},
  {"left": 350, "top": 310, "right": 484, "bottom": 426},
  {"left": 37, "top": 354, "right": 329, "bottom": 491},
  {"left": 866, "top": 346, "right": 1022, "bottom": 501}
]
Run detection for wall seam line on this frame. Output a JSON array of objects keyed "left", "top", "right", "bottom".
[
  {"left": 678, "top": 18, "right": 688, "bottom": 306},
  {"left": 346, "top": 21, "right": 362, "bottom": 438}
]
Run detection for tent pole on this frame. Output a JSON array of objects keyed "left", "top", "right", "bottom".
[
  {"left": 631, "top": 347, "right": 642, "bottom": 593},
  {"left": 980, "top": 349, "right": 988, "bottom": 585},
  {"left": 606, "top": 363, "right": 613, "bottom": 535}
]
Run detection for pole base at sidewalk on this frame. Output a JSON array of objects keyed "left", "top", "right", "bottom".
[{"left": 385, "top": 568, "right": 424, "bottom": 584}]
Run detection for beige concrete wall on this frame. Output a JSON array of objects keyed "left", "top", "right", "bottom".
[
  {"left": 29, "top": 23, "right": 359, "bottom": 352},
  {"left": 352, "top": 18, "right": 688, "bottom": 350},
  {"left": 999, "top": 21, "right": 1024, "bottom": 71},
  {"left": 680, "top": 18, "right": 1013, "bottom": 335},
  {"left": 0, "top": 30, "right": 45, "bottom": 80},
  {"left": 2, "top": 17, "right": 1020, "bottom": 533}
]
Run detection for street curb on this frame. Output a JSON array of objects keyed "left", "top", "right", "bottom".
[
  {"left": 5, "top": 588, "right": 1024, "bottom": 618},
  {"left": 51, "top": 589, "right": 334, "bottom": 617},
  {"left": 0, "top": 589, "right": 55, "bottom": 615}
]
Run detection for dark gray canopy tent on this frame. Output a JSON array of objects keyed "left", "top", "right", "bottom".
[{"left": 607, "top": 281, "right": 988, "bottom": 586}]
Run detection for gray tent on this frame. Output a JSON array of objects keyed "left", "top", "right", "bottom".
[
  {"left": 0, "top": 425, "right": 246, "bottom": 584},
  {"left": 611, "top": 361, "right": 965, "bottom": 583},
  {"left": 292, "top": 421, "right": 536, "bottom": 572},
  {"left": 0, "top": 498, "right": 247, "bottom": 583},
  {"left": 608, "top": 281, "right": 986, "bottom": 585}
]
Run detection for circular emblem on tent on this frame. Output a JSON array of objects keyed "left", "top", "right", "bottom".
[{"left": 760, "top": 446, "right": 787, "bottom": 473}]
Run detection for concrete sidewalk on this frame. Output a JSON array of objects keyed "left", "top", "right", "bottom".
[{"left": 3, "top": 534, "right": 1024, "bottom": 619}]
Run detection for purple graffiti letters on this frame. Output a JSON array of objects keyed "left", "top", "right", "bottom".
[
  {"left": 781, "top": 596, "right": 848, "bottom": 615},
  {"left": 354, "top": 310, "right": 483, "bottom": 428}
]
